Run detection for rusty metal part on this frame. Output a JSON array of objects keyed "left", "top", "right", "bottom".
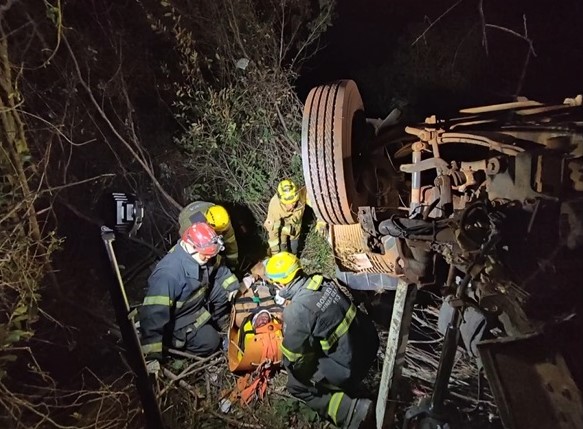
[
  {"left": 410, "top": 144, "right": 423, "bottom": 215},
  {"left": 478, "top": 330, "right": 583, "bottom": 429},
  {"left": 563, "top": 95, "right": 583, "bottom": 106},
  {"left": 331, "top": 223, "right": 401, "bottom": 275},
  {"left": 459, "top": 100, "right": 543, "bottom": 114},
  {"left": 568, "top": 159, "right": 583, "bottom": 191},
  {"left": 394, "top": 130, "right": 527, "bottom": 163},
  {"left": 502, "top": 130, "right": 583, "bottom": 157},
  {"left": 301, "top": 80, "right": 366, "bottom": 225},
  {"left": 487, "top": 152, "right": 563, "bottom": 202},
  {"left": 486, "top": 157, "right": 503, "bottom": 175},
  {"left": 560, "top": 197, "right": 583, "bottom": 250},
  {"left": 400, "top": 157, "right": 449, "bottom": 175},
  {"left": 450, "top": 118, "right": 498, "bottom": 129},
  {"left": 433, "top": 175, "right": 453, "bottom": 217},
  {"left": 405, "top": 126, "right": 432, "bottom": 142},
  {"left": 394, "top": 144, "right": 414, "bottom": 159},
  {"left": 439, "top": 132, "right": 525, "bottom": 155},
  {"left": 358, "top": 206, "right": 377, "bottom": 238},
  {"left": 515, "top": 104, "right": 580, "bottom": 116}
]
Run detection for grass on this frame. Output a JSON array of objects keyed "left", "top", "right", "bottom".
[
  {"left": 300, "top": 224, "right": 335, "bottom": 278},
  {"left": 159, "top": 356, "right": 327, "bottom": 429}
]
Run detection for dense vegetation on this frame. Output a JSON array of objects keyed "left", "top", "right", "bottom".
[{"left": 1, "top": 0, "right": 581, "bottom": 427}]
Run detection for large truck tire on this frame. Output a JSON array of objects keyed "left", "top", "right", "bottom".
[{"left": 302, "top": 80, "right": 367, "bottom": 225}]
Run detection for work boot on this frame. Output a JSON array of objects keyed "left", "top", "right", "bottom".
[{"left": 344, "top": 398, "right": 375, "bottom": 429}]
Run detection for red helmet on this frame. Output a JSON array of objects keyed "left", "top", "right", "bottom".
[{"left": 182, "top": 222, "right": 224, "bottom": 257}]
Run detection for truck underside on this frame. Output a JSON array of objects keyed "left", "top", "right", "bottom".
[{"left": 301, "top": 80, "right": 583, "bottom": 428}]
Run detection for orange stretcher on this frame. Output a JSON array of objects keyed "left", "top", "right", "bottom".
[{"left": 227, "top": 283, "right": 284, "bottom": 373}]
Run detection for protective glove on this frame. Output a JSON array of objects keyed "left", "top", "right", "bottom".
[
  {"left": 315, "top": 220, "right": 328, "bottom": 236},
  {"left": 242, "top": 274, "right": 255, "bottom": 289},
  {"left": 281, "top": 224, "right": 294, "bottom": 236},
  {"left": 145, "top": 359, "right": 161, "bottom": 376},
  {"left": 274, "top": 290, "right": 286, "bottom": 306},
  {"left": 227, "top": 289, "right": 238, "bottom": 302},
  {"left": 216, "top": 314, "right": 231, "bottom": 332}
]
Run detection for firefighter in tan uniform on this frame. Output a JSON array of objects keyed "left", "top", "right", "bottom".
[{"left": 264, "top": 179, "right": 308, "bottom": 255}]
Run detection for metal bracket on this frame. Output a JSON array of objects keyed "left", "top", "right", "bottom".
[{"left": 400, "top": 157, "right": 449, "bottom": 175}]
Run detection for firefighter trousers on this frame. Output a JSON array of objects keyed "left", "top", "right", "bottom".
[
  {"left": 172, "top": 324, "right": 221, "bottom": 357},
  {"left": 268, "top": 231, "right": 300, "bottom": 254},
  {"left": 286, "top": 358, "right": 377, "bottom": 426},
  {"left": 286, "top": 325, "right": 378, "bottom": 427}
]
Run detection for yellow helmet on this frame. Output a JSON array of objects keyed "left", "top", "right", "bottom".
[
  {"left": 277, "top": 179, "right": 299, "bottom": 204},
  {"left": 206, "top": 205, "right": 230, "bottom": 232},
  {"left": 265, "top": 252, "right": 301, "bottom": 285}
]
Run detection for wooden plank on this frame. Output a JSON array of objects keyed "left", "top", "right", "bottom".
[{"left": 376, "top": 280, "right": 416, "bottom": 429}]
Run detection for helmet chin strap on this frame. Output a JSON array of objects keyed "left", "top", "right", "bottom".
[
  {"left": 180, "top": 239, "right": 217, "bottom": 264},
  {"left": 180, "top": 240, "right": 194, "bottom": 253},
  {"left": 192, "top": 252, "right": 208, "bottom": 265},
  {"left": 181, "top": 240, "right": 202, "bottom": 261}
]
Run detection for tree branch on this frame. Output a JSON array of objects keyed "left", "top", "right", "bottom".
[
  {"left": 0, "top": 0, "right": 19, "bottom": 20},
  {"left": 478, "top": 0, "right": 488, "bottom": 55},
  {"left": 411, "top": 0, "right": 464, "bottom": 46},
  {"left": 485, "top": 23, "right": 536, "bottom": 55},
  {"left": 62, "top": 34, "right": 182, "bottom": 210}
]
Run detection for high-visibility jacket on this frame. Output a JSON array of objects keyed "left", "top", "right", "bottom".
[
  {"left": 139, "top": 242, "right": 239, "bottom": 357},
  {"left": 278, "top": 274, "right": 378, "bottom": 387},
  {"left": 178, "top": 201, "right": 239, "bottom": 268},
  {"left": 264, "top": 188, "right": 308, "bottom": 252}
]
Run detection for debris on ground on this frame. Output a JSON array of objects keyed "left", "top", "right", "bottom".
[{"left": 156, "top": 348, "right": 327, "bottom": 428}]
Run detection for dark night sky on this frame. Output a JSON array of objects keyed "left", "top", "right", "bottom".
[{"left": 297, "top": 0, "right": 583, "bottom": 116}]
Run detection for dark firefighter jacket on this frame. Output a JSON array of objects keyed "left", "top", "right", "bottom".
[
  {"left": 139, "top": 242, "right": 239, "bottom": 356},
  {"left": 279, "top": 275, "right": 378, "bottom": 387},
  {"left": 178, "top": 201, "right": 239, "bottom": 268}
]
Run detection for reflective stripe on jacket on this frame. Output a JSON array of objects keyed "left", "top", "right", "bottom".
[
  {"left": 139, "top": 242, "right": 239, "bottom": 355},
  {"left": 178, "top": 201, "right": 239, "bottom": 267}
]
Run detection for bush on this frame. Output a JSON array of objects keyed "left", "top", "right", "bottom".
[{"left": 145, "top": 0, "right": 334, "bottom": 221}]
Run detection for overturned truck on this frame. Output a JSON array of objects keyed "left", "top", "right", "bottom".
[{"left": 301, "top": 80, "right": 583, "bottom": 429}]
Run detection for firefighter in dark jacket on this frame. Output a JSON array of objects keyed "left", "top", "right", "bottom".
[
  {"left": 139, "top": 222, "right": 240, "bottom": 360},
  {"left": 265, "top": 252, "right": 379, "bottom": 429}
]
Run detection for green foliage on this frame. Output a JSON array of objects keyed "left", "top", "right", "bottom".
[
  {"left": 0, "top": 226, "right": 61, "bottom": 380},
  {"left": 270, "top": 397, "right": 320, "bottom": 426},
  {"left": 145, "top": 0, "right": 334, "bottom": 220},
  {"left": 300, "top": 225, "right": 335, "bottom": 278},
  {"left": 0, "top": 65, "right": 61, "bottom": 381},
  {"left": 175, "top": 81, "right": 301, "bottom": 219}
]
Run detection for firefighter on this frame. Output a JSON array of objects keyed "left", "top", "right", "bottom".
[
  {"left": 265, "top": 252, "right": 379, "bottom": 429},
  {"left": 139, "top": 222, "right": 240, "bottom": 361},
  {"left": 178, "top": 202, "right": 239, "bottom": 269},
  {"left": 264, "top": 179, "right": 308, "bottom": 255}
]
